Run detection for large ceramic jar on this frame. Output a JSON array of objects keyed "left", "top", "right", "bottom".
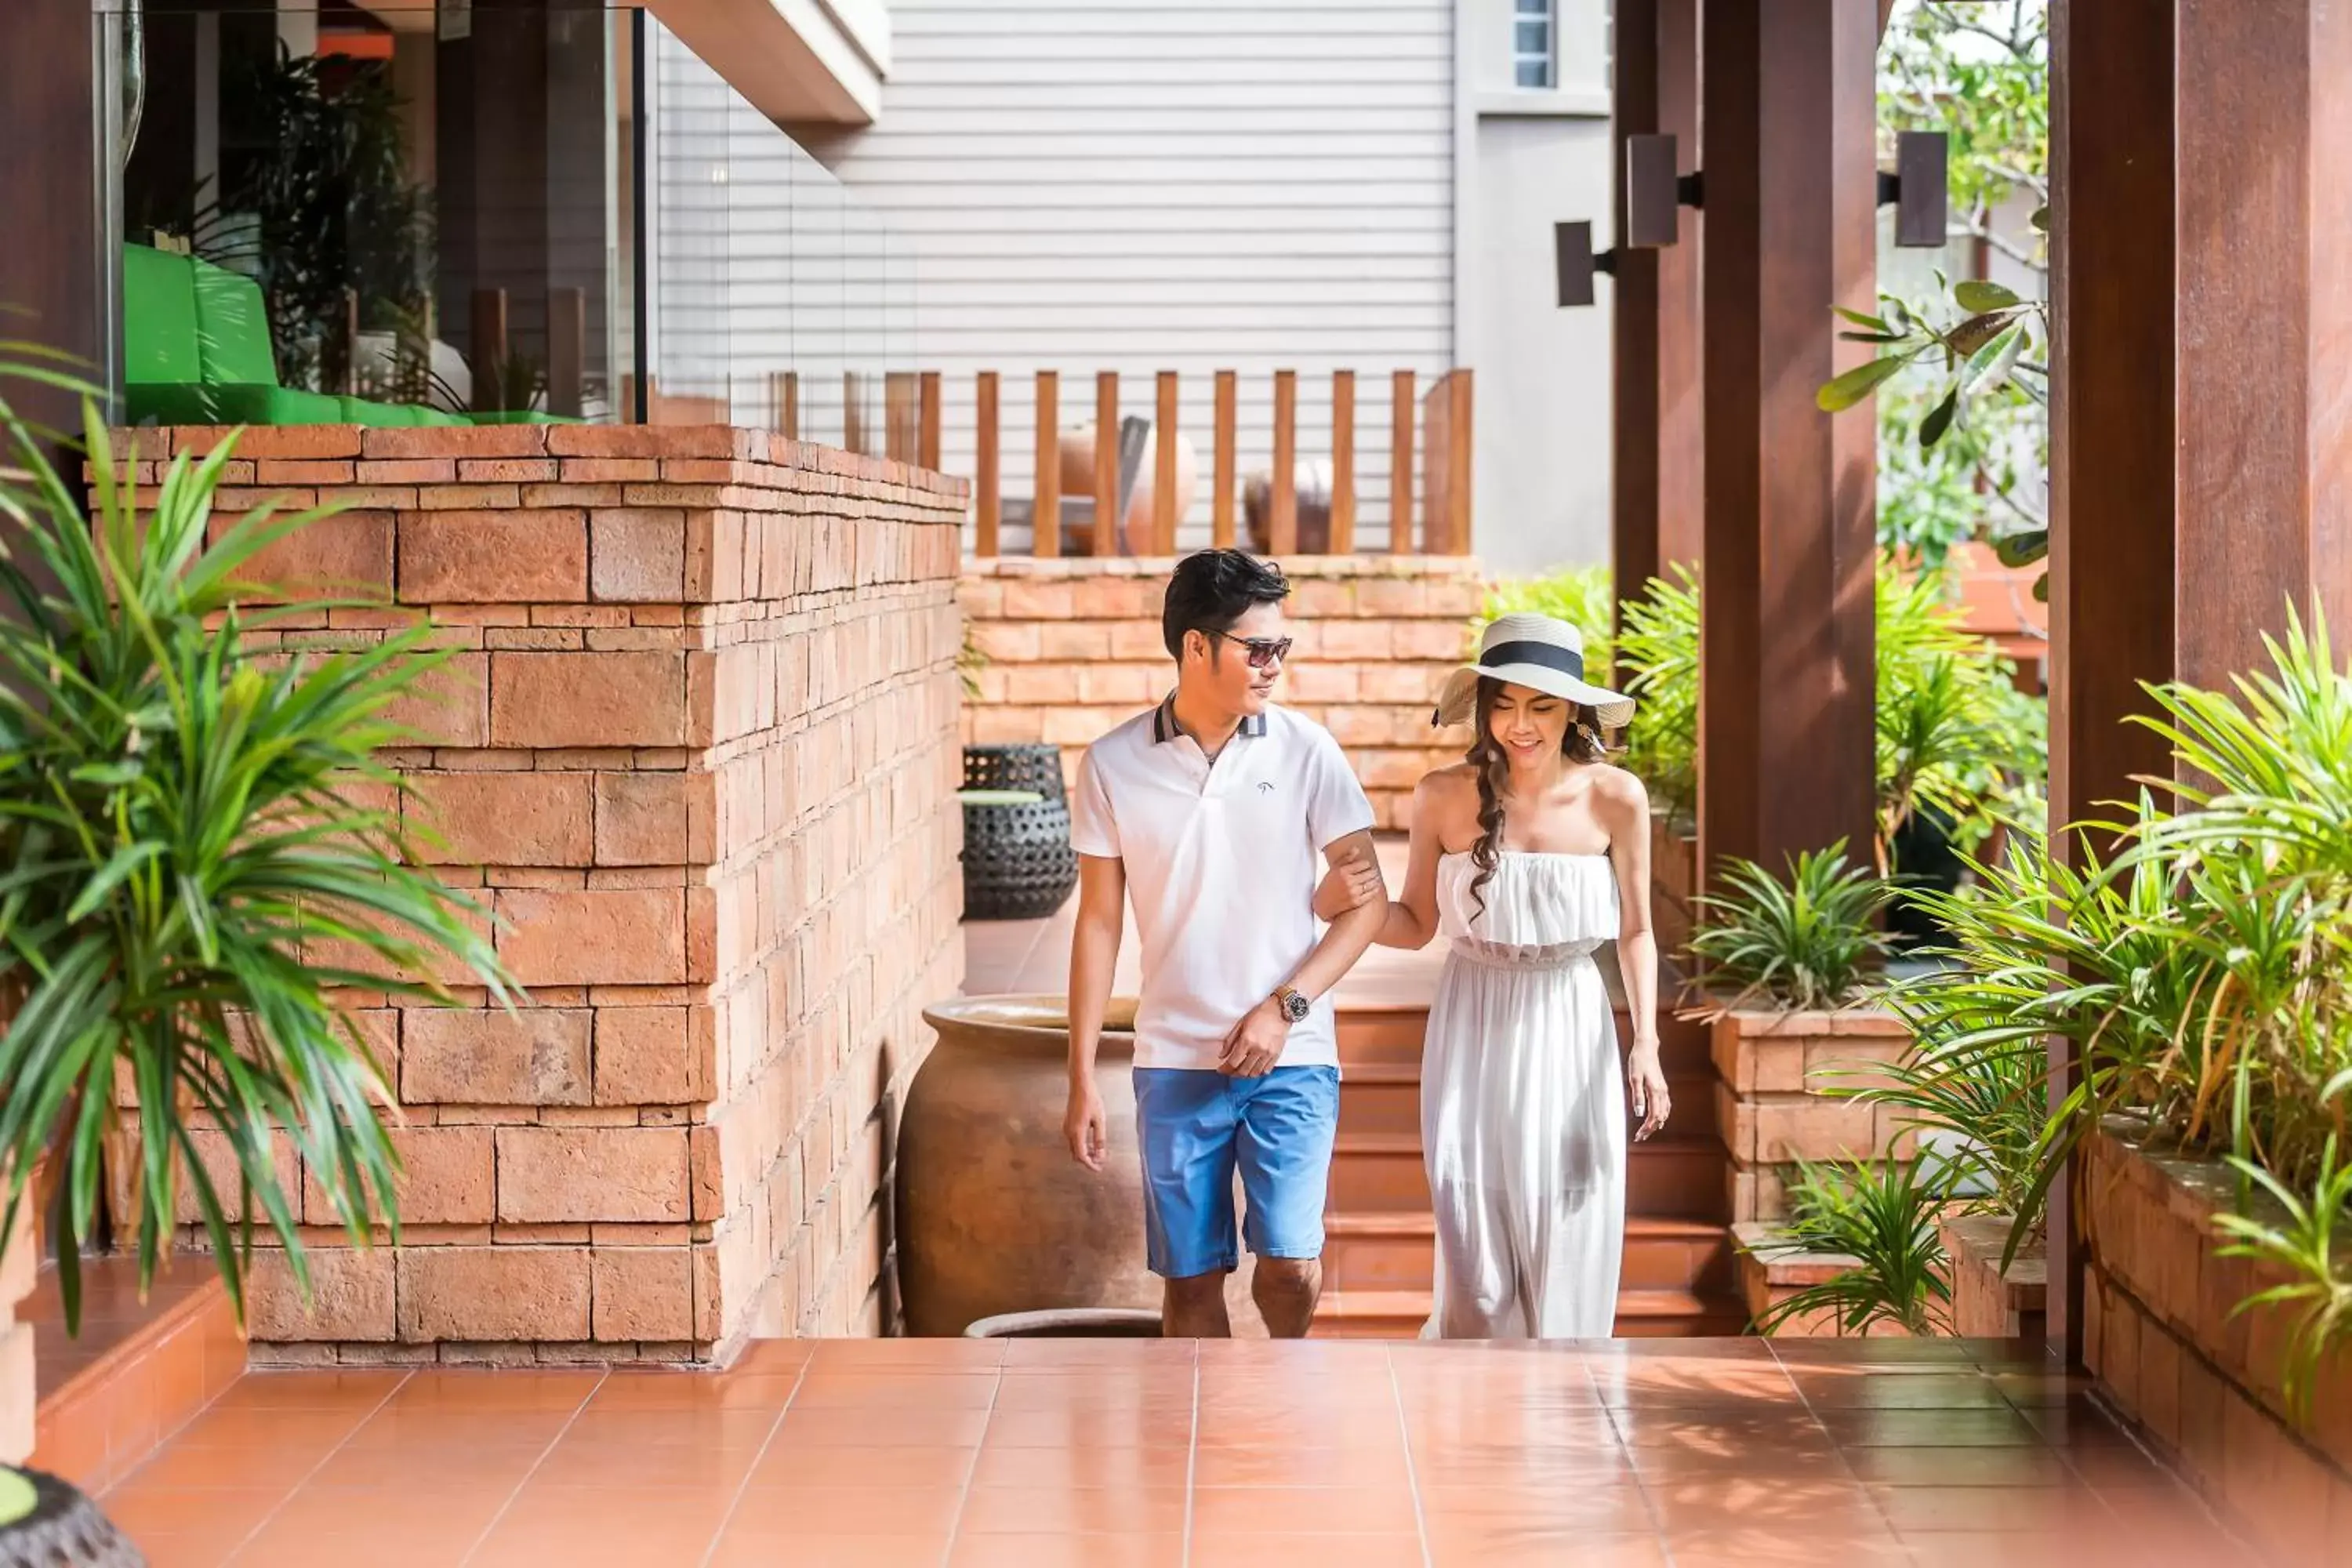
[{"left": 898, "top": 996, "right": 1156, "bottom": 1336}]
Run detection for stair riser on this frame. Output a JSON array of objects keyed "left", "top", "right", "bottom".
[
  {"left": 1338, "top": 1014, "right": 1715, "bottom": 1076},
  {"left": 1339, "top": 1075, "right": 1721, "bottom": 1142},
  {"left": 1312, "top": 1308, "right": 1755, "bottom": 1341},
  {"left": 1324, "top": 1232, "right": 1736, "bottom": 1294},
  {"left": 1330, "top": 1148, "right": 1728, "bottom": 1221}
]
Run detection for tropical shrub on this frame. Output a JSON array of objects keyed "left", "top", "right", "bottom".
[
  {"left": 1687, "top": 843, "right": 1895, "bottom": 1013},
  {"left": 0, "top": 368, "right": 512, "bottom": 1330},
  {"left": 1751, "top": 1154, "right": 1958, "bottom": 1338}
]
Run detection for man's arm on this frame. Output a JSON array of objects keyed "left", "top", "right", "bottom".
[
  {"left": 1063, "top": 853, "right": 1126, "bottom": 1168},
  {"left": 1218, "top": 828, "right": 1386, "bottom": 1076}
]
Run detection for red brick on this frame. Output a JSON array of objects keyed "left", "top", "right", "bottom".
[
  {"left": 593, "top": 772, "right": 691, "bottom": 866},
  {"left": 494, "top": 887, "right": 686, "bottom": 985},
  {"left": 489, "top": 651, "right": 686, "bottom": 748},
  {"left": 593, "top": 1007, "right": 699, "bottom": 1105},
  {"left": 405, "top": 771, "right": 593, "bottom": 867},
  {"left": 495, "top": 1127, "right": 690, "bottom": 1222},
  {"left": 221, "top": 425, "right": 363, "bottom": 459},
  {"left": 546, "top": 425, "right": 741, "bottom": 459},
  {"left": 212, "top": 510, "right": 394, "bottom": 601},
  {"left": 303, "top": 1124, "right": 495, "bottom": 1226},
  {"left": 397, "top": 1247, "right": 590, "bottom": 1341},
  {"left": 361, "top": 426, "right": 549, "bottom": 459},
  {"left": 401, "top": 1007, "right": 592, "bottom": 1105},
  {"left": 590, "top": 1247, "right": 694, "bottom": 1341},
  {"left": 1754, "top": 1098, "right": 1881, "bottom": 1163},
  {"left": 458, "top": 459, "right": 560, "bottom": 483},
  {"left": 398, "top": 510, "right": 588, "bottom": 604},
  {"left": 383, "top": 651, "right": 490, "bottom": 748},
  {"left": 591, "top": 510, "right": 688, "bottom": 601},
  {"left": 248, "top": 1247, "right": 396, "bottom": 1341},
  {"left": 358, "top": 459, "right": 456, "bottom": 485}
]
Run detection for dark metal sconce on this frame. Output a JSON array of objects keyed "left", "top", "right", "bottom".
[
  {"left": 1879, "top": 129, "right": 1948, "bottom": 248},
  {"left": 1555, "top": 221, "right": 1618, "bottom": 309},
  {"left": 1624, "top": 134, "right": 1704, "bottom": 244}
]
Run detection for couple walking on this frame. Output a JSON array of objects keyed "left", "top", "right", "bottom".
[{"left": 1062, "top": 549, "right": 1671, "bottom": 1340}]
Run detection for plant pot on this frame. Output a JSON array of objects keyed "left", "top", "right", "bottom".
[
  {"left": 963, "top": 743, "right": 1069, "bottom": 802},
  {"left": 964, "top": 1308, "right": 1162, "bottom": 1339},
  {"left": 960, "top": 796, "right": 1079, "bottom": 921},
  {"left": 1709, "top": 1006, "right": 1912, "bottom": 1221},
  {"left": 899, "top": 997, "right": 1160, "bottom": 1337},
  {"left": 0, "top": 1466, "right": 146, "bottom": 1566},
  {"left": 1886, "top": 805, "right": 1964, "bottom": 947}
]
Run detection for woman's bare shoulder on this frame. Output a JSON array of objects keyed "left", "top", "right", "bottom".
[
  {"left": 1417, "top": 762, "right": 1480, "bottom": 797},
  {"left": 1588, "top": 764, "right": 1653, "bottom": 815}
]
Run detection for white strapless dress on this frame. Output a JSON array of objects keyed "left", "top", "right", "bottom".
[{"left": 1421, "top": 851, "right": 1626, "bottom": 1339}]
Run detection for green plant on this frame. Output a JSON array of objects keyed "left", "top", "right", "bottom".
[
  {"left": 956, "top": 619, "right": 988, "bottom": 702},
  {"left": 1752, "top": 1155, "right": 1958, "bottom": 1337},
  {"left": 1828, "top": 1022, "right": 2049, "bottom": 1226},
  {"left": 1611, "top": 566, "right": 1700, "bottom": 827},
  {"left": 2212, "top": 1140, "right": 2352, "bottom": 1423},
  {"left": 1688, "top": 842, "right": 1896, "bottom": 1012},
  {"left": 0, "top": 368, "right": 512, "bottom": 1331}
]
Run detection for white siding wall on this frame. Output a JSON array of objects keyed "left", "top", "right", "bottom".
[{"left": 799, "top": 0, "right": 1459, "bottom": 550}]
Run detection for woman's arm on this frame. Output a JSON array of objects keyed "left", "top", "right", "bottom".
[
  {"left": 1602, "top": 775, "right": 1671, "bottom": 1141},
  {"left": 1366, "top": 772, "right": 1456, "bottom": 950}
]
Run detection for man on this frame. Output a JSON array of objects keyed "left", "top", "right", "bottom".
[{"left": 1063, "top": 549, "right": 1388, "bottom": 1338}]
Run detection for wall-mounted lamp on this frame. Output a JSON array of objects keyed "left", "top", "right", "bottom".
[
  {"left": 1879, "top": 129, "right": 1948, "bottom": 248},
  {"left": 1555, "top": 220, "right": 1618, "bottom": 309},
  {"left": 1625, "top": 134, "right": 1703, "bottom": 243}
]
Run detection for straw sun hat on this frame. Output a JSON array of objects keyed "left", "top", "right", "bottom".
[{"left": 1432, "top": 613, "right": 1635, "bottom": 731}]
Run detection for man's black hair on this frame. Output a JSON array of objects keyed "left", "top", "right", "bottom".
[{"left": 1161, "top": 550, "right": 1290, "bottom": 660}]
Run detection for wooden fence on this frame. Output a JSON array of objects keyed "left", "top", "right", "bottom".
[{"left": 761, "top": 368, "right": 1475, "bottom": 558}]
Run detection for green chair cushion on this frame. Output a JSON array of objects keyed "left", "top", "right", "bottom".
[
  {"left": 122, "top": 245, "right": 201, "bottom": 387},
  {"left": 189, "top": 257, "right": 278, "bottom": 386}
]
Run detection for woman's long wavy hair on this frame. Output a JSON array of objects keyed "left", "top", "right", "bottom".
[{"left": 1465, "top": 675, "right": 1610, "bottom": 920}]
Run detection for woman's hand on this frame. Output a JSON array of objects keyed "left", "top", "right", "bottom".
[
  {"left": 1312, "top": 848, "right": 1385, "bottom": 921},
  {"left": 1628, "top": 1042, "right": 1671, "bottom": 1142}
]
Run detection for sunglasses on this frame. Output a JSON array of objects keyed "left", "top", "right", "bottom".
[{"left": 1208, "top": 631, "right": 1294, "bottom": 670}]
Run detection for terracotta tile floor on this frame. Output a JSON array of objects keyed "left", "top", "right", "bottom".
[{"left": 103, "top": 1337, "right": 2242, "bottom": 1567}]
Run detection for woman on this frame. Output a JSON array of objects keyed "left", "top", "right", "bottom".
[{"left": 1317, "top": 612, "right": 1669, "bottom": 1338}]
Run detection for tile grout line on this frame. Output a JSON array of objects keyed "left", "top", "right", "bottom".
[
  {"left": 935, "top": 1352, "right": 1004, "bottom": 1568},
  {"left": 1381, "top": 1341, "right": 1434, "bottom": 1568},
  {"left": 1762, "top": 1338, "right": 1905, "bottom": 1559},
  {"left": 1180, "top": 1345, "right": 1200, "bottom": 1568},
  {"left": 452, "top": 1366, "right": 610, "bottom": 1568},
  {"left": 692, "top": 1350, "right": 815, "bottom": 1568},
  {"left": 1580, "top": 1345, "right": 1676, "bottom": 1565},
  {"left": 213, "top": 1367, "right": 419, "bottom": 1566}
]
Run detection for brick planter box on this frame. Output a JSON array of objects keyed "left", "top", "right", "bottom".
[
  {"left": 1940, "top": 1212, "right": 2045, "bottom": 1341},
  {"left": 0, "top": 1163, "right": 31, "bottom": 1462},
  {"left": 1709, "top": 1006, "right": 1912, "bottom": 1221},
  {"left": 1731, "top": 1221, "right": 1916, "bottom": 1338},
  {"left": 960, "top": 554, "right": 1485, "bottom": 830},
  {"left": 2083, "top": 1123, "right": 2352, "bottom": 1563},
  {"left": 112, "top": 423, "right": 968, "bottom": 1365}
]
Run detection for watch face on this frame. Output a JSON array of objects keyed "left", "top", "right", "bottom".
[{"left": 1281, "top": 991, "right": 1311, "bottom": 1022}]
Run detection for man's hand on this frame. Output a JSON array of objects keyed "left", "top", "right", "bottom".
[
  {"left": 1065, "top": 1076, "right": 1109, "bottom": 1170},
  {"left": 1218, "top": 996, "right": 1290, "bottom": 1079},
  {"left": 1312, "top": 848, "right": 1385, "bottom": 922}
]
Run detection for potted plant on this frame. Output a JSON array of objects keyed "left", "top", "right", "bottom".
[
  {"left": 1738, "top": 1153, "right": 1958, "bottom": 1337},
  {"left": 1685, "top": 843, "right": 1905, "bottom": 1225},
  {"left": 0, "top": 366, "right": 510, "bottom": 1535}
]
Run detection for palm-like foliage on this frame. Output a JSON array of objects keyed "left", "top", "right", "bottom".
[
  {"left": 1751, "top": 1155, "right": 1958, "bottom": 1338},
  {"left": 0, "top": 372, "right": 511, "bottom": 1331},
  {"left": 1613, "top": 565, "right": 1700, "bottom": 826},
  {"left": 1688, "top": 843, "right": 1895, "bottom": 1012}
]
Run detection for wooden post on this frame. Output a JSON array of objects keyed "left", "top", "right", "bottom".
[
  {"left": 1270, "top": 369, "right": 1298, "bottom": 556},
  {"left": 1330, "top": 370, "right": 1356, "bottom": 554},
  {"left": 885, "top": 372, "right": 917, "bottom": 463},
  {"left": 1445, "top": 369, "right": 1473, "bottom": 556},
  {"left": 919, "top": 371, "right": 943, "bottom": 471},
  {"left": 548, "top": 286, "right": 585, "bottom": 417},
  {"left": 1390, "top": 369, "right": 1417, "bottom": 553},
  {"left": 844, "top": 371, "right": 868, "bottom": 457},
  {"left": 1695, "top": 0, "right": 1878, "bottom": 887},
  {"left": 1421, "top": 375, "right": 1451, "bottom": 556},
  {"left": 1034, "top": 370, "right": 1061, "bottom": 559},
  {"left": 470, "top": 288, "right": 509, "bottom": 414},
  {"left": 771, "top": 371, "right": 799, "bottom": 440},
  {"left": 975, "top": 371, "right": 1001, "bottom": 557},
  {"left": 1155, "top": 370, "right": 1180, "bottom": 554},
  {"left": 1613, "top": 0, "right": 1665, "bottom": 622},
  {"left": 1656, "top": 0, "right": 1706, "bottom": 579},
  {"left": 1213, "top": 370, "right": 1238, "bottom": 549},
  {"left": 1094, "top": 371, "right": 1120, "bottom": 557}
]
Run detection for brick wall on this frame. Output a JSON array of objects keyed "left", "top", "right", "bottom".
[
  {"left": 960, "top": 554, "right": 1486, "bottom": 830},
  {"left": 125, "top": 422, "right": 965, "bottom": 1363},
  {"left": 0, "top": 1179, "right": 30, "bottom": 1462},
  {"left": 1711, "top": 1009, "right": 1914, "bottom": 1221}
]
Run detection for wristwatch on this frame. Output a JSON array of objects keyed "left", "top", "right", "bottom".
[{"left": 1273, "top": 985, "right": 1311, "bottom": 1024}]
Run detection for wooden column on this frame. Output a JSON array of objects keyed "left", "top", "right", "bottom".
[
  {"left": 975, "top": 372, "right": 1000, "bottom": 557},
  {"left": 1655, "top": 0, "right": 1707, "bottom": 578},
  {"left": 2043, "top": 0, "right": 2352, "bottom": 1367},
  {"left": 1612, "top": 0, "right": 1666, "bottom": 627},
  {"left": 1155, "top": 371, "right": 1180, "bottom": 554},
  {"left": 1330, "top": 371, "right": 1357, "bottom": 554},
  {"left": 1695, "top": 0, "right": 1878, "bottom": 885},
  {"left": 1390, "top": 370, "right": 1417, "bottom": 553},
  {"left": 1212, "top": 371, "right": 1238, "bottom": 549},
  {"left": 1033, "top": 371, "right": 1061, "bottom": 559},
  {"left": 1093, "top": 371, "right": 1120, "bottom": 557},
  {"left": 1270, "top": 370, "right": 1298, "bottom": 556}
]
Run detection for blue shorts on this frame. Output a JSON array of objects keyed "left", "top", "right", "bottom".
[{"left": 1131, "top": 1065, "right": 1341, "bottom": 1279}]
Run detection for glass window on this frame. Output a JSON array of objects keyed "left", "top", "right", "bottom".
[{"left": 1513, "top": 0, "right": 1556, "bottom": 90}]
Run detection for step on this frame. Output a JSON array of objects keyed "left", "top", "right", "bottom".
[
  {"left": 27, "top": 1256, "right": 242, "bottom": 1493},
  {"left": 1311, "top": 1286, "right": 1750, "bottom": 1340},
  {"left": 1340, "top": 1067, "right": 1721, "bottom": 1143},
  {"left": 1323, "top": 1214, "right": 1734, "bottom": 1296},
  {"left": 1329, "top": 1132, "right": 1730, "bottom": 1221},
  {"left": 1337, "top": 1004, "right": 1715, "bottom": 1077}
]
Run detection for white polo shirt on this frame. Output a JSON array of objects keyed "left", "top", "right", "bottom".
[{"left": 1070, "top": 697, "right": 1376, "bottom": 1072}]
